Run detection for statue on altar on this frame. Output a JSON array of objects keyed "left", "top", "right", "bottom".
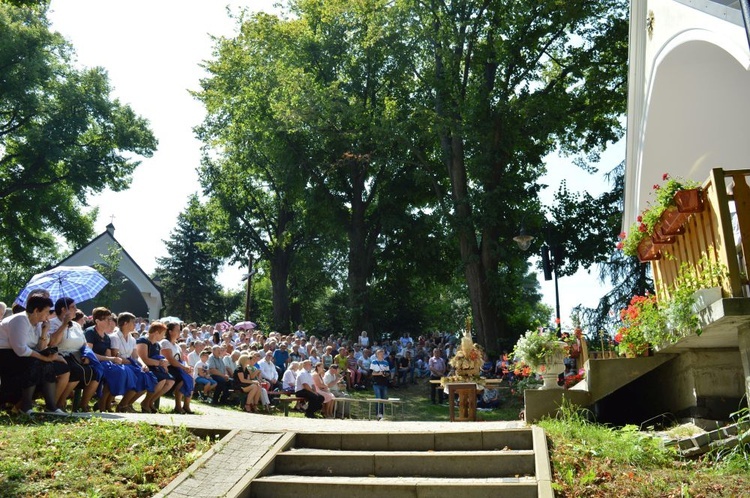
[{"left": 447, "top": 318, "right": 485, "bottom": 381}]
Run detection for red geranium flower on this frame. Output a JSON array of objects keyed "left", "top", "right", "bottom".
[{"left": 662, "top": 173, "right": 670, "bottom": 181}]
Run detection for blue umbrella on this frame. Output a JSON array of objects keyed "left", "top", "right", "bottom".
[
  {"left": 15, "top": 265, "right": 108, "bottom": 306},
  {"left": 160, "top": 316, "right": 183, "bottom": 324}
]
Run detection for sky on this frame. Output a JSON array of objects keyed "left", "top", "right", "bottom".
[{"left": 47, "top": 0, "right": 621, "bottom": 329}]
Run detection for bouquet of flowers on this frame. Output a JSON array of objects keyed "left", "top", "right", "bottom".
[
  {"left": 615, "top": 294, "right": 661, "bottom": 356},
  {"left": 511, "top": 329, "right": 567, "bottom": 371}
]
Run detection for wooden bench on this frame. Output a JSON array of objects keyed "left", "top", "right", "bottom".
[
  {"left": 276, "top": 396, "right": 305, "bottom": 416},
  {"left": 362, "top": 398, "right": 403, "bottom": 420}
]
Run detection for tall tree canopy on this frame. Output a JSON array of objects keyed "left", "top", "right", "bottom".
[
  {"left": 196, "top": 0, "right": 628, "bottom": 342},
  {"left": 0, "top": 1, "right": 157, "bottom": 299},
  {"left": 406, "top": 0, "right": 628, "bottom": 348}
]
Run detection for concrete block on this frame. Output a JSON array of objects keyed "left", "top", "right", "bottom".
[
  {"left": 373, "top": 451, "right": 534, "bottom": 478},
  {"left": 388, "top": 432, "right": 435, "bottom": 450},
  {"left": 434, "top": 431, "right": 482, "bottom": 450},
  {"left": 275, "top": 451, "right": 374, "bottom": 476},
  {"left": 482, "top": 429, "right": 533, "bottom": 450}
]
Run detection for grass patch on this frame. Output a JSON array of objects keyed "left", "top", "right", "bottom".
[
  {"left": 539, "top": 400, "right": 750, "bottom": 497},
  {"left": 0, "top": 415, "right": 211, "bottom": 497}
]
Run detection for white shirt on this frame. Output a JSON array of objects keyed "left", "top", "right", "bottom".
[
  {"left": 193, "top": 359, "right": 210, "bottom": 380},
  {"left": 295, "top": 368, "right": 314, "bottom": 392},
  {"left": 159, "top": 339, "right": 182, "bottom": 363},
  {"left": 282, "top": 369, "right": 297, "bottom": 391},
  {"left": 257, "top": 358, "right": 278, "bottom": 382},
  {"left": 50, "top": 317, "right": 87, "bottom": 353},
  {"left": 323, "top": 370, "right": 344, "bottom": 393},
  {"left": 0, "top": 313, "right": 39, "bottom": 357},
  {"left": 187, "top": 350, "right": 201, "bottom": 367},
  {"left": 223, "top": 355, "right": 236, "bottom": 374},
  {"left": 110, "top": 329, "right": 137, "bottom": 359}
]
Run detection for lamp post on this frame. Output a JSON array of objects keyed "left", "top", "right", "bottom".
[{"left": 515, "top": 223, "right": 564, "bottom": 334}]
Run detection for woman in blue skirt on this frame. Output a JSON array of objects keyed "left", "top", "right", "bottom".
[
  {"left": 84, "top": 307, "right": 137, "bottom": 412},
  {"left": 136, "top": 322, "right": 174, "bottom": 413}
]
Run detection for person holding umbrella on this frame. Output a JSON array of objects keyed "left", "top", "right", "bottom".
[
  {"left": 48, "top": 297, "right": 98, "bottom": 411},
  {"left": 0, "top": 294, "right": 67, "bottom": 415}
]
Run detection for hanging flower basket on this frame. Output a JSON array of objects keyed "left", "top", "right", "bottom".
[
  {"left": 674, "top": 188, "right": 704, "bottom": 213},
  {"left": 659, "top": 207, "right": 689, "bottom": 235},
  {"left": 636, "top": 237, "right": 661, "bottom": 262},
  {"left": 651, "top": 223, "right": 677, "bottom": 245}
]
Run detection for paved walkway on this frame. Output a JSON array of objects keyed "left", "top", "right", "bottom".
[
  {"left": 75, "top": 401, "right": 526, "bottom": 497},
  {"left": 82, "top": 400, "right": 525, "bottom": 433}
]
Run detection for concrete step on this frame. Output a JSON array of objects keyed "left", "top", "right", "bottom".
[
  {"left": 249, "top": 475, "right": 539, "bottom": 498},
  {"left": 294, "top": 429, "right": 534, "bottom": 451},
  {"left": 275, "top": 448, "right": 536, "bottom": 477}
]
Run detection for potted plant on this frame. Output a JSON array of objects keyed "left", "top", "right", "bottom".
[
  {"left": 617, "top": 173, "right": 702, "bottom": 260},
  {"left": 511, "top": 329, "right": 567, "bottom": 389},
  {"left": 615, "top": 294, "right": 663, "bottom": 357},
  {"left": 655, "top": 174, "right": 703, "bottom": 235},
  {"left": 659, "top": 252, "right": 727, "bottom": 343}
]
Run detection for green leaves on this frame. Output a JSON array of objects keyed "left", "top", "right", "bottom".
[{"left": 0, "top": 2, "right": 156, "bottom": 300}]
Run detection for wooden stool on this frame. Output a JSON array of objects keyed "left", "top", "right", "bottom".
[{"left": 447, "top": 383, "right": 477, "bottom": 422}]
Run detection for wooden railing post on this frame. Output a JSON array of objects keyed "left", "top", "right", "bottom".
[
  {"left": 707, "top": 168, "right": 744, "bottom": 297},
  {"left": 729, "top": 172, "right": 750, "bottom": 293}
]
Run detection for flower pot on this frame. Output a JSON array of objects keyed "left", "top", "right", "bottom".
[
  {"left": 636, "top": 237, "right": 661, "bottom": 262},
  {"left": 659, "top": 207, "right": 689, "bottom": 236},
  {"left": 651, "top": 223, "right": 677, "bottom": 245},
  {"left": 692, "top": 286, "right": 722, "bottom": 313},
  {"left": 674, "top": 188, "right": 704, "bottom": 214},
  {"left": 539, "top": 343, "right": 566, "bottom": 390}
]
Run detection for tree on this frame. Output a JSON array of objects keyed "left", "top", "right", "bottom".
[
  {"left": 153, "top": 195, "right": 223, "bottom": 324},
  {"left": 406, "top": 0, "right": 629, "bottom": 348},
  {"left": 195, "top": 12, "right": 318, "bottom": 332},
  {"left": 0, "top": 2, "right": 157, "bottom": 273},
  {"left": 92, "top": 244, "right": 126, "bottom": 309}
]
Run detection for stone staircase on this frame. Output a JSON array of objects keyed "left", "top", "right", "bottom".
[{"left": 248, "top": 428, "right": 553, "bottom": 498}]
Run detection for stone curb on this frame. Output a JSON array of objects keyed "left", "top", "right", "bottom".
[{"left": 532, "top": 425, "right": 555, "bottom": 498}]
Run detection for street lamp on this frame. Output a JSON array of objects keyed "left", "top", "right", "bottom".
[{"left": 515, "top": 224, "right": 564, "bottom": 334}]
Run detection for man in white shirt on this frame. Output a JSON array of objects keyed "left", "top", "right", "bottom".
[
  {"left": 294, "top": 359, "right": 323, "bottom": 418},
  {"left": 222, "top": 344, "right": 236, "bottom": 374},
  {"left": 322, "top": 364, "right": 349, "bottom": 417},
  {"left": 257, "top": 351, "right": 279, "bottom": 390}
]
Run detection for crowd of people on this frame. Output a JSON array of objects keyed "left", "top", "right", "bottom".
[{"left": 0, "top": 293, "right": 524, "bottom": 418}]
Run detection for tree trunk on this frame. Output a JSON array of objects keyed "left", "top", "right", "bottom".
[
  {"left": 347, "top": 155, "right": 378, "bottom": 337},
  {"left": 446, "top": 135, "right": 502, "bottom": 352},
  {"left": 269, "top": 245, "right": 291, "bottom": 333}
]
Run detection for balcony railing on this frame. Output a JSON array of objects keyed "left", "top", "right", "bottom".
[{"left": 651, "top": 168, "right": 749, "bottom": 301}]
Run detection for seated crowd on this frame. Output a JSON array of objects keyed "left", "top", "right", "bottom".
[{"left": 0, "top": 296, "right": 514, "bottom": 417}]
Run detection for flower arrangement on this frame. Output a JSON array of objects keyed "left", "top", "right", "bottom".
[
  {"left": 615, "top": 294, "right": 662, "bottom": 356},
  {"left": 618, "top": 173, "right": 701, "bottom": 257},
  {"left": 511, "top": 328, "right": 567, "bottom": 371},
  {"left": 563, "top": 369, "right": 585, "bottom": 389},
  {"left": 616, "top": 251, "right": 728, "bottom": 353},
  {"left": 659, "top": 251, "right": 727, "bottom": 342}
]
